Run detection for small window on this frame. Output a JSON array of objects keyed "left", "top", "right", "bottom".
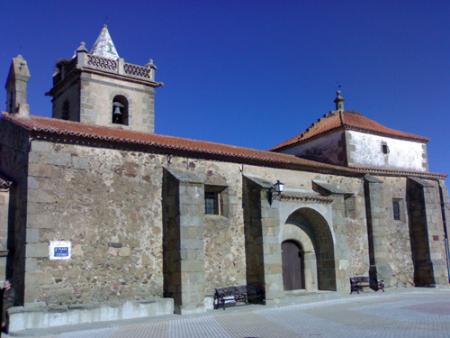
[
  {"left": 382, "top": 143, "right": 389, "bottom": 154},
  {"left": 205, "top": 191, "right": 220, "bottom": 215},
  {"left": 393, "top": 199, "right": 401, "bottom": 220},
  {"left": 112, "top": 95, "right": 129, "bottom": 125},
  {"left": 62, "top": 100, "right": 70, "bottom": 120},
  {"left": 204, "top": 185, "right": 227, "bottom": 216}
]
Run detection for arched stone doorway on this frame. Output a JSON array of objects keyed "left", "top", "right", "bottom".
[
  {"left": 282, "top": 240, "right": 305, "bottom": 290},
  {"left": 283, "top": 207, "right": 336, "bottom": 291}
]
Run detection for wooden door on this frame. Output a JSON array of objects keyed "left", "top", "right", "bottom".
[{"left": 282, "top": 240, "right": 305, "bottom": 290}]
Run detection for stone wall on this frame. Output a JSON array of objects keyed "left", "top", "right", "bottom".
[
  {"left": 0, "top": 188, "right": 10, "bottom": 281},
  {"left": 346, "top": 130, "right": 427, "bottom": 172},
  {"left": 407, "top": 178, "right": 434, "bottom": 285},
  {"left": 51, "top": 78, "right": 81, "bottom": 122},
  {"left": 247, "top": 168, "right": 371, "bottom": 292},
  {"left": 242, "top": 178, "right": 266, "bottom": 302},
  {"left": 162, "top": 168, "right": 205, "bottom": 314},
  {"left": 162, "top": 170, "right": 181, "bottom": 307},
  {"left": 25, "top": 140, "right": 164, "bottom": 305},
  {"left": 203, "top": 169, "right": 246, "bottom": 295},
  {"left": 377, "top": 176, "right": 414, "bottom": 287},
  {"left": 439, "top": 181, "right": 450, "bottom": 279},
  {"left": 280, "top": 130, "right": 346, "bottom": 166},
  {"left": 324, "top": 175, "right": 370, "bottom": 280},
  {"left": 80, "top": 72, "right": 155, "bottom": 133},
  {"left": 164, "top": 160, "right": 247, "bottom": 299},
  {"left": 365, "top": 175, "right": 447, "bottom": 288},
  {"left": 0, "top": 122, "right": 30, "bottom": 304},
  {"left": 0, "top": 189, "right": 10, "bottom": 252},
  {"left": 24, "top": 143, "right": 250, "bottom": 307},
  {"left": 8, "top": 135, "right": 447, "bottom": 310},
  {"left": 419, "top": 179, "right": 448, "bottom": 285}
]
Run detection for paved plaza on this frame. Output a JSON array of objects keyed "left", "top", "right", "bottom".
[{"left": 13, "top": 288, "right": 450, "bottom": 338}]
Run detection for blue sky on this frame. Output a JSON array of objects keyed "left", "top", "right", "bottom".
[{"left": 1, "top": 0, "right": 449, "bottom": 177}]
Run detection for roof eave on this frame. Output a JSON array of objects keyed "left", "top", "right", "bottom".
[
  {"left": 270, "top": 126, "right": 345, "bottom": 152},
  {"left": 2, "top": 113, "right": 445, "bottom": 180},
  {"left": 342, "top": 126, "right": 429, "bottom": 143}
]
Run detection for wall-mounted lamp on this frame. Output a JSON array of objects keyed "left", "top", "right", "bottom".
[
  {"left": 268, "top": 180, "right": 285, "bottom": 205},
  {"left": 273, "top": 180, "right": 285, "bottom": 195}
]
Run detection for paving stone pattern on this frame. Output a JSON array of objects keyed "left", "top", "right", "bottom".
[{"left": 17, "top": 290, "right": 450, "bottom": 338}]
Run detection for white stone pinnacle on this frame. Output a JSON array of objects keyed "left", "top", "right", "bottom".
[{"left": 90, "top": 25, "right": 119, "bottom": 59}]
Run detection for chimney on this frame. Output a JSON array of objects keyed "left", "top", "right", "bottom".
[{"left": 5, "top": 55, "right": 31, "bottom": 118}]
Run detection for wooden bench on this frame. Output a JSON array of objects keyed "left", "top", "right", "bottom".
[
  {"left": 350, "top": 276, "right": 384, "bottom": 294},
  {"left": 213, "top": 285, "right": 264, "bottom": 310}
]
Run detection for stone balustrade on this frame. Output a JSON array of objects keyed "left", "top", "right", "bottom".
[{"left": 77, "top": 52, "right": 155, "bottom": 82}]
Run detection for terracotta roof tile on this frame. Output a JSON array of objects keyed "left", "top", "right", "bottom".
[
  {"left": 1, "top": 113, "right": 345, "bottom": 170},
  {"left": 1, "top": 113, "right": 445, "bottom": 179},
  {"left": 271, "top": 111, "right": 429, "bottom": 151}
]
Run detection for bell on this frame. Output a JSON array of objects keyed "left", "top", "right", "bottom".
[{"left": 113, "top": 104, "right": 123, "bottom": 123}]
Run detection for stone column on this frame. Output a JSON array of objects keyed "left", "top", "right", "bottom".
[
  {"left": 260, "top": 192, "right": 284, "bottom": 303},
  {"left": 422, "top": 182, "right": 448, "bottom": 285},
  {"left": 162, "top": 168, "right": 206, "bottom": 314},
  {"left": 243, "top": 176, "right": 284, "bottom": 304},
  {"left": 439, "top": 181, "right": 450, "bottom": 280},
  {"left": 364, "top": 175, "right": 392, "bottom": 286},
  {"left": 118, "top": 58, "right": 125, "bottom": 75},
  {"left": 330, "top": 194, "right": 351, "bottom": 292},
  {"left": 0, "top": 187, "right": 10, "bottom": 281}
]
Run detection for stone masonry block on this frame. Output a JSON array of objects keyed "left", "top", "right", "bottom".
[
  {"left": 180, "top": 239, "right": 203, "bottom": 250},
  {"left": 31, "top": 141, "right": 52, "bottom": 153},
  {"left": 27, "top": 177, "right": 39, "bottom": 190},
  {"left": 0, "top": 193, "right": 7, "bottom": 206},
  {"left": 25, "top": 258, "right": 41, "bottom": 273},
  {"left": 46, "top": 153, "right": 72, "bottom": 167},
  {"left": 72, "top": 157, "right": 90, "bottom": 170},
  {"left": 264, "top": 253, "right": 282, "bottom": 265},
  {"left": 261, "top": 207, "right": 278, "bottom": 219},
  {"left": 266, "top": 264, "right": 282, "bottom": 274},
  {"left": 26, "top": 243, "right": 48, "bottom": 258},
  {"left": 28, "top": 190, "right": 57, "bottom": 204},
  {"left": 180, "top": 226, "right": 203, "bottom": 239},
  {"left": 27, "top": 214, "right": 55, "bottom": 229},
  {"left": 26, "top": 228, "right": 40, "bottom": 243},
  {"left": 262, "top": 236, "right": 279, "bottom": 245},
  {"left": 118, "top": 247, "right": 131, "bottom": 257},
  {"left": 180, "top": 249, "right": 203, "bottom": 261},
  {"left": 180, "top": 215, "right": 203, "bottom": 227},
  {"left": 28, "top": 152, "right": 42, "bottom": 164},
  {"left": 181, "top": 271, "right": 204, "bottom": 285},
  {"left": 180, "top": 260, "right": 204, "bottom": 272},
  {"left": 28, "top": 164, "right": 58, "bottom": 178}
]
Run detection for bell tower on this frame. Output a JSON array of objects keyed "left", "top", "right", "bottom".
[{"left": 46, "top": 25, "right": 162, "bottom": 133}]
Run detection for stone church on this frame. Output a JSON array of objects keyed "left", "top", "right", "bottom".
[{"left": 0, "top": 26, "right": 449, "bottom": 331}]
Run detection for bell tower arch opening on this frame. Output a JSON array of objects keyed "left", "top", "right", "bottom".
[
  {"left": 112, "top": 95, "right": 129, "bottom": 125},
  {"left": 283, "top": 207, "right": 336, "bottom": 291}
]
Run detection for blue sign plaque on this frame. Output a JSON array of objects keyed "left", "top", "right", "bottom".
[
  {"left": 54, "top": 247, "right": 69, "bottom": 257},
  {"left": 49, "top": 241, "right": 71, "bottom": 260}
]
